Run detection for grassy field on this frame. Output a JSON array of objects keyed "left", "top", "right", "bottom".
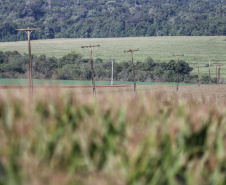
[
  {"left": 1, "top": 85, "right": 226, "bottom": 184},
  {"left": 0, "top": 36, "right": 225, "bottom": 78},
  {"left": 0, "top": 78, "right": 195, "bottom": 86}
]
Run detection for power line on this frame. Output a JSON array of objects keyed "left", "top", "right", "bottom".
[
  {"left": 58, "top": 39, "right": 86, "bottom": 52},
  {"left": 58, "top": 38, "right": 79, "bottom": 47},
  {"left": 39, "top": 43, "right": 71, "bottom": 51}
]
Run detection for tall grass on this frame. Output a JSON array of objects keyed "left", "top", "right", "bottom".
[{"left": 0, "top": 88, "right": 226, "bottom": 185}]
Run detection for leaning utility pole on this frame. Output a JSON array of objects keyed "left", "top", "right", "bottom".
[
  {"left": 194, "top": 57, "right": 202, "bottom": 87},
  {"left": 81, "top": 44, "right": 100, "bottom": 95},
  {"left": 173, "top": 54, "right": 184, "bottom": 91},
  {"left": 124, "top": 49, "right": 139, "bottom": 95},
  {"left": 15, "top": 27, "right": 41, "bottom": 93}
]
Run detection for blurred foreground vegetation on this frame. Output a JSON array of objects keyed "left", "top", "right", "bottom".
[{"left": 0, "top": 89, "right": 226, "bottom": 185}]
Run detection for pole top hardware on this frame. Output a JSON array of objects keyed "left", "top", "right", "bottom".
[{"left": 124, "top": 49, "right": 139, "bottom": 53}]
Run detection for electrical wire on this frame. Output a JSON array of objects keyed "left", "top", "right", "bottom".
[{"left": 39, "top": 43, "right": 71, "bottom": 51}]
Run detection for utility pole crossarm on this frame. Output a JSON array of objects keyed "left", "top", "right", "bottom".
[
  {"left": 173, "top": 54, "right": 184, "bottom": 57},
  {"left": 15, "top": 28, "right": 41, "bottom": 31},
  {"left": 124, "top": 49, "right": 139, "bottom": 53},
  {"left": 81, "top": 45, "right": 100, "bottom": 48},
  {"left": 194, "top": 57, "right": 203, "bottom": 60},
  {"left": 213, "top": 63, "right": 223, "bottom": 66}
]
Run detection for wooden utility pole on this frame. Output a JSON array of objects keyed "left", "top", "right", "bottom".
[
  {"left": 217, "top": 64, "right": 223, "bottom": 85},
  {"left": 111, "top": 60, "right": 114, "bottom": 85},
  {"left": 173, "top": 54, "right": 184, "bottom": 91},
  {"left": 15, "top": 27, "right": 41, "bottom": 93},
  {"left": 81, "top": 44, "right": 100, "bottom": 95},
  {"left": 194, "top": 57, "right": 202, "bottom": 86},
  {"left": 213, "top": 63, "right": 223, "bottom": 85},
  {"left": 209, "top": 59, "right": 211, "bottom": 84},
  {"left": 218, "top": 66, "right": 221, "bottom": 84},
  {"left": 124, "top": 49, "right": 139, "bottom": 95},
  {"left": 216, "top": 65, "right": 217, "bottom": 83}
]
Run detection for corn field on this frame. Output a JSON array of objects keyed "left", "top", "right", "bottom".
[{"left": 0, "top": 86, "right": 226, "bottom": 185}]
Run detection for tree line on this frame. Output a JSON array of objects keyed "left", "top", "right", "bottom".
[
  {"left": 0, "top": 0, "right": 225, "bottom": 42},
  {"left": 0, "top": 50, "right": 197, "bottom": 83}
]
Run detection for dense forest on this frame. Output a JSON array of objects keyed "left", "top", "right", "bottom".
[
  {"left": 0, "top": 0, "right": 225, "bottom": 41},
  {"left": 0, "top": 50, "right": 200, "bottom": 83}
]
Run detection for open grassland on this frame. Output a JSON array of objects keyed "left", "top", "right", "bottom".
[
  {"left": 0, "top": 36, "right": 225, "bottom": 78},
  {"left": 0, "top": 78, "right": 194, "bottom": 86},
  {"left": 1, "top": 85, "right": 226, "bottom": 185}
]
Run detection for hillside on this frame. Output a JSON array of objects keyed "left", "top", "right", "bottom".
[{"left": 0, "top": 0, "right": 225, "bottom": 41}]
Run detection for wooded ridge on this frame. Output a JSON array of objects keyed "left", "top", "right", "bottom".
[{"left": 0, "top": 0, "right": 225, "bottom": 41}]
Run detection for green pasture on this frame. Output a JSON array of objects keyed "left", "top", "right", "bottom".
[
  {"left": 0, "top": 78, "right": 195, "bottom": 86},
  {"left": 0, "top": 36, "right": 225, "bottom": 78}
]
